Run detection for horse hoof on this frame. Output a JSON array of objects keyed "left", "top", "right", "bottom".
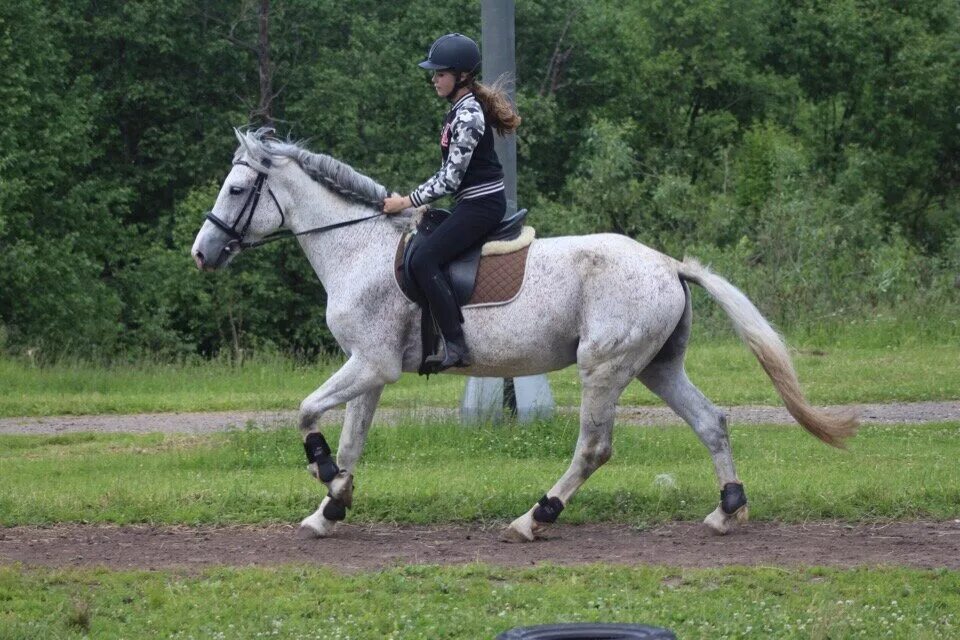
[
  {"left": 735, "top": 504, "right": 750, "bottom": 524},
  {"left": 299, "top": 511, "right": 336, "bottom": 538},
  {"left": 500, "top": 525, "right": 534, "bottom": 543},
  {"left": 703, "top": 503, "right": 749, "bottom": 535},
  {"left": 703, "top": 505, "right": 732, "bottom": 535},
  {"left": 296, "top": 524, "right": 324, "bottom": 539},
  {"left": 502, "top": 513, "right": 538, "bottom": 542}
]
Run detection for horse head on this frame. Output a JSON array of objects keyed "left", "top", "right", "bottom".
[
  {"left": 192, "top": 129, "right": 401, "bottom": 272},
  {"left": 192, "top": 129, "right": 288, "bottom": 271}
]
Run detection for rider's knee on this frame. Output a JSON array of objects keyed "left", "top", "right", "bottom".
[{"left": 409, "top": 248, "right": 436, "bottom": 279}]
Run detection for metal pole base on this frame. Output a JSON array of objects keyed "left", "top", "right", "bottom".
[{"left": 460, "top": 375, "right": 554, "bottom": 425}]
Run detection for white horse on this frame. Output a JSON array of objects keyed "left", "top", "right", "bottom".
[{"left": 192, "top": 129, "right": 858, "bottom": 541}]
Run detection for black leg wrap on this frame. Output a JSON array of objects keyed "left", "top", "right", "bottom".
[
  {"left": 303, "top": 432, "right": 339, "bottom": 483},
  {"left": 720, "top": 482, "right": 747, "bottom": 515},
  {"left": 322, "top": 494, "right": 347, "bottom": 521},
  {"left": 532, "top": 495, "right": 565, "bottom": 524}
]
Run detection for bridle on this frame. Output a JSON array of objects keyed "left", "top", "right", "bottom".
[
  {"left": 204, "top": 160, "right": 284, "bottom": 254},
  {"left": 204, "top": 159, "right": 385, "bottom": 261}
]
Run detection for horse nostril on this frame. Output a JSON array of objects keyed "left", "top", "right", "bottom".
[{"left": 193, "top": 251, "right": 205, "bottom": 270}]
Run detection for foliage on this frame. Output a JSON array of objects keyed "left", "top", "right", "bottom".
[{"left": 0, "top": 0, "right": 957, "bottom": 359}]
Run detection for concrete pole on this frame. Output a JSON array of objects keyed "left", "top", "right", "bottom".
[
  {"left": 461, "top": 0, "right": 555, "bottom": 425},
  {"left": 481, "top": 0, "right": 518, "bottom": 217}
]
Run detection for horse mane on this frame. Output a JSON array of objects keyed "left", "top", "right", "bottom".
[{"left": 234, "top": 127, "right": 392, "bottom": 213}]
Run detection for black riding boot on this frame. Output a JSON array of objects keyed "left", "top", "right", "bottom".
[{"left": 422, "top": 274, "right": 472, "bottom": 371}]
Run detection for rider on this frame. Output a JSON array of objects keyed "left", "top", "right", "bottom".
[{"left": 382, "top": 33, "right": 521, "bottom": 372}]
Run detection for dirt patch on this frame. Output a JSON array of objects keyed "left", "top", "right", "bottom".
[
  {"left": 3, "top": 521, "right": 959, "bottom": 571},
  {"left": 1, "top": 401, "right": 958, "bottom": 435}
]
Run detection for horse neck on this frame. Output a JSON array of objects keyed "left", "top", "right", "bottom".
[{"left": 284, "top": 172, "right": 402, "bottom": 295}]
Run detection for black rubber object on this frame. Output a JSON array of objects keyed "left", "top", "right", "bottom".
[
  {"left": 532, "top": 495, "right": 564, "bottom": 524},
  {"left": 496, "top": 623, "right": 676, "bottom": 639},
  {"left": 303, "top": 432, "right": 339, "bottom": 482},
  {"left": 303, "top": 432, "right": 330, "bottom": 463},
  {"left": 315, "top": 459, "right": 340, "bottom": 483},
  {"left": 720, "top": 482, "right": 747, "bottom": 515},
  {"left": 322, "top": 495, "right": 347, "bottom": 521}
]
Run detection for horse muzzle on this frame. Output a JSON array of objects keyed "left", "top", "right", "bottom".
[{"left": 192, "top": 238, "right": 240, "bottom": 272}]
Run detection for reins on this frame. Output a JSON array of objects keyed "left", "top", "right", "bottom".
[{"left": 244, "top": 212, "right": 386, "bottom": 249}]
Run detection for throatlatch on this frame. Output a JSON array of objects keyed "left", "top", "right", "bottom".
[
  {"left": 720, "top": 482, "right": 747, "bottom": 515},
  {"left": 303, "top": 432, "right": 340, "bottom": 483},
  {"left": 532, "top": 495, "right": 565, "bottom": 524}
]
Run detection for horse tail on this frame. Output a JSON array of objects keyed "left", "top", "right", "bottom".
[{"left": 676, "top": 257, "right": 858, "bottom": 448}]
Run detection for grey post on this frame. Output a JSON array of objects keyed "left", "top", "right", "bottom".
[
  {"left": 480, "top": 0, "right": 517, "bottom": 217},
  {"left": 461, "top": 0, "right": 555, "bottom": 425}
]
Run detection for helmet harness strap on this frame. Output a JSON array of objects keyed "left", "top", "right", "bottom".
[{"left": 446, "top": 69, "right": 478, "bottom": 102}]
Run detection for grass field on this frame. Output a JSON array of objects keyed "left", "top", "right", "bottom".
[
  {"left": 2, "top": 339, "right": 958, "bottom": 417},
  {"left": 2, "top": 420, "right": 958, "bottom": 526},
  {"left": 4, "top": 320, "right": 958, "bottom": 640},
  {"left": 2, "top": 564, "right": 958, "bottom": 639},
  {"left": 4, "top": 422, "right": 959, "bottom": 640}
]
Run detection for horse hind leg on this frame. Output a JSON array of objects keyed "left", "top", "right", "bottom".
[
  {"left": 637, "top": 290, "right": 748, "bottom": 535},
  {"left": 503, "top": 359, "right": 630, "bottom": 542}
]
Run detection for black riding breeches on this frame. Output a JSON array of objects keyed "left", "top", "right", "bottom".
[{"left": 409, "top": 191, "right": 506, "bottom": 338}]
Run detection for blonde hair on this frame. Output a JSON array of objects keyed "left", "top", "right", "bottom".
[{"left": 469, "top": 74, "right": 521, "bottom": 136}]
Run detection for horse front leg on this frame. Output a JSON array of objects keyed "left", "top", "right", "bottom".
[
  {"left": 297, "top": 355, "right": 396, "bottom": 538},
  {"left": 299, "top": 385, "right": 384, "bottom": 537}
]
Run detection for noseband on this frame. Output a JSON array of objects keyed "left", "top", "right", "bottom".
[{"left": 203, "top": 160, "right": 385, "bottom": 264}]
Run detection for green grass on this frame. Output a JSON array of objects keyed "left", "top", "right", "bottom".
[
  {"left": 2, "top": 564, "right": 958, "bottom": 639},
  {"left": 1, "top": 338, "right": 958, "bottom": 416},
  {"left": 2, "top": 420, "right": 959, "bottom": 526}
]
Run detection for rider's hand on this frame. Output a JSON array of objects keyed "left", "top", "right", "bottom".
[{"left": 382, "top": 193, "right": 411, "bottom": 215}]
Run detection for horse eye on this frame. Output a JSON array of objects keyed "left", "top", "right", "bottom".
[{"left": 229, "top": 186, "right": 244, "bottom": 195}]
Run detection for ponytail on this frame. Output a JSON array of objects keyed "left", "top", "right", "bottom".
[{"left": 469, "top": 74, "right": 521, "bottom": 136}]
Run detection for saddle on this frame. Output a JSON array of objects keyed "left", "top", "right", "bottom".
[{"left": 394, "top": 207, "right": 534, "bottom": 374}]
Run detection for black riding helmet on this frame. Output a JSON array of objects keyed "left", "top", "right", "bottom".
[{"left": 418, "top": 33, "right": 481, "bottom": 75}]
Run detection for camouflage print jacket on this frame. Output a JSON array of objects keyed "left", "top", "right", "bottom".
[{"left": 409, "top": 92, "right": 504, "bottom": 207}]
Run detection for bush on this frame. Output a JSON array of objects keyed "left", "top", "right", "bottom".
[{"left": 0, "top": 238, "right": 122, "bottom": 360}]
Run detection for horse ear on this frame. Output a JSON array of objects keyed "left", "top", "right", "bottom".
[{"left": 234, "top": 128, "right": 246, "bottom": 145}]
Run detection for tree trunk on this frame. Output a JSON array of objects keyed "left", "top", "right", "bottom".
[{"left": 255, "top": 0, "right": 273, "bottom": 126}]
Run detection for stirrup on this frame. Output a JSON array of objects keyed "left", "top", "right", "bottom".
[{"left": 424, "top": 336, "right": 472, "bottom": 373}]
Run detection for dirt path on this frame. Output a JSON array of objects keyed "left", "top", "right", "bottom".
[
  {"left": 3, "top": 404, "right": 958, "bottom": 572},
  {"left": 3, "top": 521, "right": 959, "bottom": 571},
  {"left": 1, "top": 401, "right": 958, "bottom": 435}
]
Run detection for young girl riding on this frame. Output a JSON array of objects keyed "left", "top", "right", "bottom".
[{"left": 382, "top": 33, "right": 521, "bottom": 372}]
